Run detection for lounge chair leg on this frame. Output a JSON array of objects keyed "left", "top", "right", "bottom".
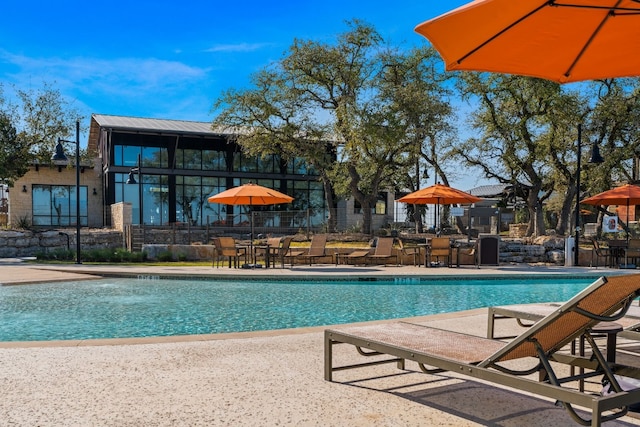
[{"left": 324, "top": 331, "right": 334, "bottom": 381}]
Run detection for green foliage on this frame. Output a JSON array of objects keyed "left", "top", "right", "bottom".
[
  {"left": 38, "top": 248, "right": 148, "bottom": 263},
  {"left": 14, "top": 215, "right": 31, "bottom": 230},
  {"left": 35, "top": 249, "right": 74, "bottom": 261},
  {"left": 0, "top": 112, "right": 30, "bottom": 187},
  {"left": 0, "top": 81, "right": 85, "bottom": 174},
  {"left": 157, "top": 251, "right": 174, "bottom": 262},
  {"left": 212, "top": 21, "right": 454, "bottom": 235}
]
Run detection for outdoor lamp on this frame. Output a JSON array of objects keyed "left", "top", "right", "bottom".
[
  {"left": 575, "top": 123, "right": 604, "bottom": 266},
  {"left": 126, "top": 153, "right": 143, "bottom": 226},
  {"left": 52, "top": 120, "right": 81, "bottom": 264}
]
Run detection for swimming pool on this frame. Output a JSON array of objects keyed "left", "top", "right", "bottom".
[{"left": 0, "top": 276, "right": 598, "bottom": 342}]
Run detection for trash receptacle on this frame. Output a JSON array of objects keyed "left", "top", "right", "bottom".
[
  {"left": 478, "top": 234, "right": 500, "bottom": 266},
  {"left": 564, "top": 237, "right": 575, "bottom": 267}
]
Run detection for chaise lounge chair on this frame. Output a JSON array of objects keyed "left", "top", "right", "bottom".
[
  {"left": 339, "top": 237, "right": 398, "bottom": 266},
  {"left": 487, "top": 301, "right": 640, "bottom": 340},
  {"left": 298, "top": 234, "right": 330, "bottom": 265},
  {"left": 325, "top": 273, "right": 640, "bottom": 426},
  {"left": 364, "top": 237, "right": 398, "bottom": 266}
]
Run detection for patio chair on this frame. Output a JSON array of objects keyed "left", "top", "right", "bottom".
[
  {"left": 364, "top": 237, "right": 398, "bottom": 266},
  {"left": 254, "top": 237, "right": 283, "bottom": 268},
  {"left": 298, "top": 234, "right": 330, "bottom": 265},
  {"left": 397, "top": 238, "right": 421, "bottom": 266},
  {"left": 591, "top": 238, "right": 612, "bottom": 268},
  {"left": 325, "top": 274, "right": 640, "bottom": 426},
  {"left": 212, "top": 236, "right": 247, "bottom": 268},
  {"left": 428, "top": 236, "right": 452, "bottom": 267},
  {"left": 269, "top": 236, "right": 305, "bottom": 268},
  {"left": 625, "top": 239, "right": 640, "bottom": 267}
]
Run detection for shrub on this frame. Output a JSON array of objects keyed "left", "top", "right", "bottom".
[{"left": 157, "top": 251, "right": 174, "bottom": 262}]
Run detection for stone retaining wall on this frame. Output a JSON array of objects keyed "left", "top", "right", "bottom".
[
  {"left": 0, "top": 229, "right": 123, "bottom": 257},
  {"left": 0, "top": 229, "right": 591, "bottom": 266}
]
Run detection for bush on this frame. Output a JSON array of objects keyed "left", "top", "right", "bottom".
[
  {"left": 35, "top": 249, "right": 74, "bottom": 261},
  {"left": 157, "top": 251, "right": 174, "bottom": 262}
]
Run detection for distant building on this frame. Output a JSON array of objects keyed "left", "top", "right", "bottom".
[{"left": 9, "top": 114, "right": 328, "bottom": 231}]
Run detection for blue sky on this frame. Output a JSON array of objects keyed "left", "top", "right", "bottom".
[{"left": 1, "top": 0, "right": 488, "bottom": 189}]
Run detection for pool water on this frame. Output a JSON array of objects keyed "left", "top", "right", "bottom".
[{"left": 0, "top": 276, "right": 597, "bottom": 342}]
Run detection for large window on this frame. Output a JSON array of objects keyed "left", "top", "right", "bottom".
[
  {"left": 114, "top": 144, "right": 168, "bottom": 168},
  {"left": 175, "top": 176, "right": 225, "bottom": 225},
  {"left": 114, "top": 173, "right": 169, "bottom": 225},
  {"left": 32, "top": 185, "right": 88, "bottom": 226}
]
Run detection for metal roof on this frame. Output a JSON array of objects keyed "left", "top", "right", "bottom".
[
  {"left": 91, "top": 114, "right": 231, "bottom": 136},
  {"left": 467, "top": 184, "right": 511, "bottom": 198}
]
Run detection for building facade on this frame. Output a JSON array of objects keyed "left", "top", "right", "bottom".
[
  {"left": 8, "top": 114, "right": 396, "bottom": 233},
  {"left": 90, "top": 114, "right": 326, "bottom": 229}
]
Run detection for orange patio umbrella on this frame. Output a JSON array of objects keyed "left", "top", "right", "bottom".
[
  {"left": 415, "top": 0, "right": 640, "bottom": 83},
  {"left": 208, "top": 183, "right": 294, "bottom": 266},
  {"left": 398, "top": 183, "right": 481, "bottom": 235},
  {"left": 581, "top": 183, "right": 640, "bottom": 241}
]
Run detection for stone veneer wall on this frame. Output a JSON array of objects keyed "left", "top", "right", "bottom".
[
  {"left": 0, "top": 229, "right": 123, "bottom": 258},
  {"left": 110, "top": 202, "right": 132, "bottom": 232},
  {"left": 0, "top": 229, "right": 590, "bottom": 266}
]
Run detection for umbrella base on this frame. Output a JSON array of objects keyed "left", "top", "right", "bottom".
[{"left": 241, "top": 263, "right": 264, "bottom": 269}]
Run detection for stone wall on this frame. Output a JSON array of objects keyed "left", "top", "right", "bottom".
[
  {"left": 111, "top": 202, "right": 132, "bottom": 232},
  {"left": 0, "top": 229, "right": 123, "bottom": 257},
  {"left": 0, "top": 228, "right": 591, "bottom": 266}
]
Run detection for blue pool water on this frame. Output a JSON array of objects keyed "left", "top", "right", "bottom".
[{"left": 0, "top": 276, "right": 598, "bottom": 342}]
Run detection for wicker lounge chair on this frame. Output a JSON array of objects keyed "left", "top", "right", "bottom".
[{"left": 325, "top": 274, "right": 640, "bottom": 426}]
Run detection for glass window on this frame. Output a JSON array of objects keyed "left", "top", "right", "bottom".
[
  {"left": 257, "top": 155, "right": 276, "bottom": 173},
  {"left": 203, "top": 150, "right": 226, "bottom": 171},
  {"left": 287, "top": 157, "right": 308, "bottom": 175},
  {"left": 122, "top": 146, "right": 141, "bottom": 168},
  {"left": 142, "top": 146, "right": 167, "bottom": 168},
  {"left": 176, "top": 149, "right": 202, "bottom": 170},
  {"left": 117, "top": 173, "right": 168, "bottom": 225},
  {"left": 175, "top": 176, "right": 226, "bottom": 225},
  {"left": 32, "top": 185, "right": 88, "bottom": 226}
]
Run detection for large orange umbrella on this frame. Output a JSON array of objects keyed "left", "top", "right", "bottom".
[
  {"left": 415, "top": 0, "right": 640, "bottom": 83},
  {"left": 581, "top": 183, "right": 640, "bottom": 206},
  {"left": 208, "top": 183, "right": 294, "bottom": 266},
  {"left": 581, "top": 184, "right": 640, "bottom": 241},
  {"left": 398, "top": 183, "right": 481, "bottom": 235}
]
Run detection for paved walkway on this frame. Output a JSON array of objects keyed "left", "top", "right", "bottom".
[
  {"left": 1, "top": 259, "right": 639, "bottom": 426},
  {"left": 0, "top": 257, "right": 623, "bottom": 286}
]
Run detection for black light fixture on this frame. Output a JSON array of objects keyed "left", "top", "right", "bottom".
[
  {"left": 22, "top": 185, "right": 27, "bottom": 193},
  {"left": 52, "top": 120, "right": 81, "bottom": 264},
  {"left": 574, "top": 123, "right": 604, "bottom": 266},
  {"left": 126, "top": 153, "right": 143, "bottom": 226},
  {"left": 92, "top": 188, "right": 97, "bottom": 196}
]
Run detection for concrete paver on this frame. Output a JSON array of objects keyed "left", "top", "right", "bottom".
[{"left": 0, "top": 259, "right": 638, "bottom": 426}]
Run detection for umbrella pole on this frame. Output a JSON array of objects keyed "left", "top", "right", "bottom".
[{"left": 251, "top": 208, "right": 255, "bottom": 265}]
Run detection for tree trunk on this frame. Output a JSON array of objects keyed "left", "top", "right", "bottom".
[{"left": 321, "top": 176, "right": 337, "bottom": 232}]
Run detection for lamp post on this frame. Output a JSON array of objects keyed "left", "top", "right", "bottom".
[
  {"left": 51, "top": 120, "right": 81, "bottom": 264},
  {"left": 574, "top": 123, "right": 604, "bottom": 266},
  {"left": 126, "top": 153, "right": 143, "bottom": 225}
]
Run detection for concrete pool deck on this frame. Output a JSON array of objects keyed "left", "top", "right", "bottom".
[{"left": 2, "top": 260, "right": 640, "bottom": 426}]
